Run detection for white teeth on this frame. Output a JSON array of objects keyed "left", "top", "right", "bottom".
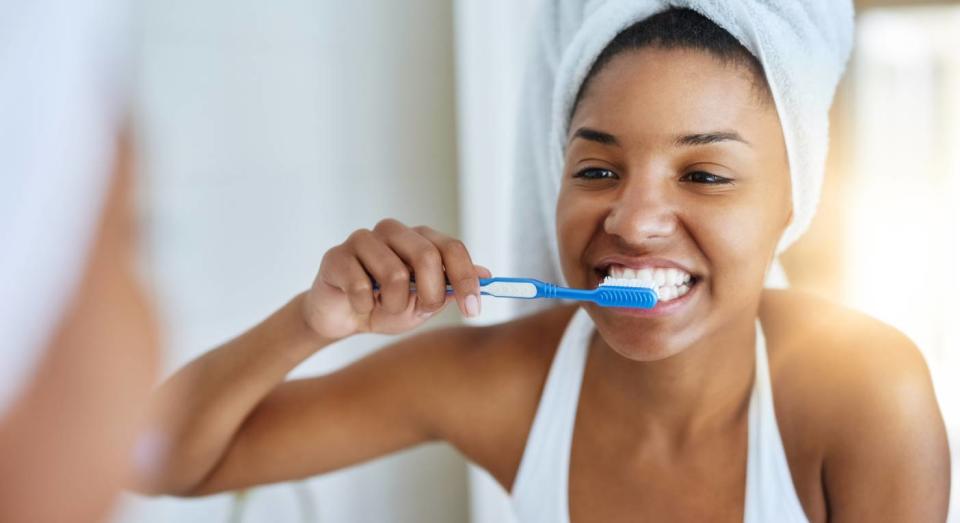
[
  {"left": 602, "top": 276, "right": 657, "bottom": 288},
  {"left": 653, "top": 269, "right": 666, "bottom": 286},
  {"left": 636, "top": 268, "right": 654, "bottom": 282},
  {"left": 660, "top": 286, "right": 676, "bottom": 301},
  {"left": 602, "top": 264, "right": 695, "bottom": 303},
  {"left": 666, "top": 268, "right": 682, "bottom": 285}
]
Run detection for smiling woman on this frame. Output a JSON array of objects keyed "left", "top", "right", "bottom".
[
  {"left": 508, "top": 9, "right": 948, "bottom": 522},
  {"left": 139, "top": 4, "right": 949, "bottom": 523},
  {"left": 558, "top": 21, "right": 792, "bottom": 360}
]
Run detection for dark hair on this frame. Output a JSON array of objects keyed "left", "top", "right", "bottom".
[{"left": 572, "top": 8, "right": 772, "bottom": 116}]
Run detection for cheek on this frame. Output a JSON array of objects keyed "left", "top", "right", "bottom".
[
  {"left": 693, "top": 191, "right": 785, "bottom": 292},
  {"left": 556, "top": 188, "right": 605, "bottom": 284}
]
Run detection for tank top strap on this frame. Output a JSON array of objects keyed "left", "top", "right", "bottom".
[
  {"left": 510, "top": 307, "right": 593, "bottom": 523},
  {"left": 744, "top": 319, "right": 808, "bottom": 522},
  {"left": 510, "top": 311, "right": 808, "bottom": 522}
]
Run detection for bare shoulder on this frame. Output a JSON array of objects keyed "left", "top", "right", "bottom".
[
  {"left": 760, "top": 288, "right": 930, "bottom": 377},
  {"left": 390, "top": 304, "right": 578, "bottom": 487},
  {"left": 759, "top": 288, "right": 938, "bottom": 428},
  {"left": 760, "top": 289, "right": 949, "bottom": 519}
]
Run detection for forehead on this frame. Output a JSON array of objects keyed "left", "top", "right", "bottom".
[{"left": 570, "top": 47, "right": 780, "bottom": 145}]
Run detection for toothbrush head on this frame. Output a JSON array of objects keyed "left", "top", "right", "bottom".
[{"left": 596, "top": 277, "right": 659, "bottom": 309}]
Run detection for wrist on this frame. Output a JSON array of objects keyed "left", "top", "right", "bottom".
[{"left": 291, "top": 291, "right": 347, "bottom": 348}]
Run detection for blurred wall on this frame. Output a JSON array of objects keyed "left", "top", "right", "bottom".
[
  {"left": 114, "top": 0, "right": 469, "bottom": 522},
  {"left": 450, "top": 2, "right": 538, "bottom": 521}
]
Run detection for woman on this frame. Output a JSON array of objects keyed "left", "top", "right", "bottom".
[{"left": 139, "top": 8, "right": 950, "bottom": 521}]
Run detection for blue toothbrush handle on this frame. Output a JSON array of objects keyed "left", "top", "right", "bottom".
[
  {"left": 383, "top": 277, "right": 554, "bottom": 299},
  {"left": 372, "top": 277, "right": 502, "bottom": 294},
  {"left": 372, "top": 277, "right": 657, "bottom": 308},
  {"left": 480, "top": 278, "right": 657, "bottom": 309}
]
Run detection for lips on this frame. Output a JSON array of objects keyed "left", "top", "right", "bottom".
[{"left": 590, "top": 256, "right": 703, "bottom": 316}]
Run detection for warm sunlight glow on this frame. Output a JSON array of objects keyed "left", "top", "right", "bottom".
[{"left": 844, "top": 10, "right": 959, "bottom": 504}]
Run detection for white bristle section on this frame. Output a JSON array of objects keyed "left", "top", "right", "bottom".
[{"left": 600, "top": 276, "right": 660, "bottom": 300}]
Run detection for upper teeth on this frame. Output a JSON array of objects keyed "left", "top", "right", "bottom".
[
  {"left": 604, "top": 265, "right": 694, "bottom": 302},
  {"left": 607, "top": 265, "right": 692, "bottom": 285}
]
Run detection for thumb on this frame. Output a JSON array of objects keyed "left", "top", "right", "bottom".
[{"left": 473, "top": 264, "right": 493, "bottom": 279}]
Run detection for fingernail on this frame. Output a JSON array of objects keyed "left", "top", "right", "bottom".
[
  {"left": 464, "top": 295, "right": 480, "bottom": 318},
  {"left": 417, "top": 310, "right": 434, "bottom": 319}
]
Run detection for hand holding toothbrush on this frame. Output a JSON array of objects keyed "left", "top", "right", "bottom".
[
  {"left": 303, "top": 218, "right": 658, "bottom": 341},
  {"left": 304, "top": 219, "right": 491, "bottom": 340}
]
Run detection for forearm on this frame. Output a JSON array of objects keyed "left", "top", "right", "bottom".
[{"left": 139, "top": 292, "right": 340, "bottom": 494}]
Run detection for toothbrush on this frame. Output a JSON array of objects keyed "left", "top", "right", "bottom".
[{"left": 373, "top": 276, "right": 659, "bottom": 309}]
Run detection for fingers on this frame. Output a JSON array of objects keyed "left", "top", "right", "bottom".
[
  {"left": 324, "top": 219, "right": 486, "bottom": 323},
  {"left": 349, "top": 229, "right": 410, "bottom": 314},
  {"left": 320, "top": 247, "right": 375, "bottom": 315},
  {"left": 415, "top": 226, "right": 481, "bottom": 318},
  {"left": 373, "top": 219, "right": 446, "bottom": 316},
  {"left": 474, "top": 264, "right": 493, "bottom": 279}
]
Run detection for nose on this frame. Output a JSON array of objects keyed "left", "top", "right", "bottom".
[{"left": 603, "top": 177, "right": 677, "bottom": 244}]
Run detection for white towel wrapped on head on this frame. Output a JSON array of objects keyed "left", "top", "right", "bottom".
[{"left": 508, "top": 0, "right": 854, "bottom": 294}]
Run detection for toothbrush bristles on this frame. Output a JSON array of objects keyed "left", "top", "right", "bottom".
[{"left": 599, "top": 276, "right": 660, "bottom": 299}]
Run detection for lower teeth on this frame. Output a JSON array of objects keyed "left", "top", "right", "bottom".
[
  {"left": 659, "top": 284, "right": 691, "bottom": 302},
  {"left": 600, "top": 275, "right": 695, "bottom": 302}
]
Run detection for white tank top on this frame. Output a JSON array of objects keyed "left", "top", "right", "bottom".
[{"left": 510, "top": 307, "right": 808, "bottom": 522}]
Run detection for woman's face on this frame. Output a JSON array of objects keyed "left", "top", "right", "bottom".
[{"left": 557, "top": 47, "right": 791, "bottom": 361}]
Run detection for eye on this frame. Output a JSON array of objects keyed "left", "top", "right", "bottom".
[
  {"left": 573, "top": 168, "right": 618, "bottom": 180},
  {"left": 680, "top": 171, "right": 733, "bottom": 185}
]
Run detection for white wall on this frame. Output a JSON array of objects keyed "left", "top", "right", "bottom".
[
  {"left": 450, "top": 1, "right": 539, "bottom": 521},
  {"left": 115, "top": 1, "right": 469, "bottom": 521}
]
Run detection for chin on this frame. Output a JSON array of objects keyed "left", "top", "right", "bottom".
[
  {"left": 608, "top": 342, "right": 683, "bottom": 362},
  {"left": 587, "top": 310, "right": 691, "bottom": 362}
]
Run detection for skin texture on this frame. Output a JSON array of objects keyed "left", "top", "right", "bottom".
[{"left": 142, "top": 48, "right": 950, "bottom": 521}]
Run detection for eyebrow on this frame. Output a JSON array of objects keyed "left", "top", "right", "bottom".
[
  {"left": 570, "top": 127, "right": 752, "bottom": 148},
  {"left": 571, "top": 127, "right": 620, "bottom": 146},
  {"left": 673, "top": 131, "right": 752, "bottom": 148}
]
